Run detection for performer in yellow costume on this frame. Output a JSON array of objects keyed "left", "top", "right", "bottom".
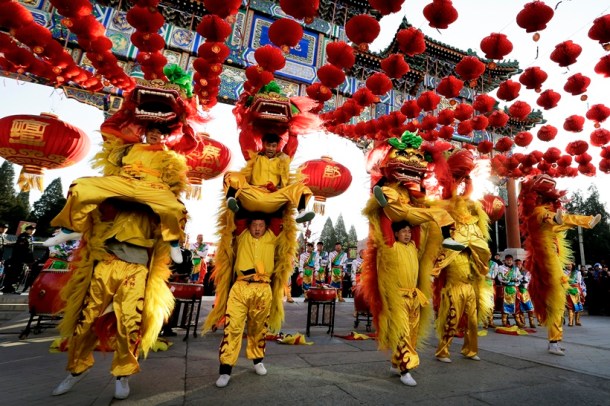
[
  {"left": 224, "top": 133, "right": 314, "bottom": 223},
  {"left": 432, "top": 150, "right": 493, "bottom": 363},
  {"left": 44, "top": 123, "right": 188, "bottom": 263},
  {"left": 369, "top": 131, "right": 465, "bottom": 252},
  {"left": 52, "top": 199, "right": 174, "bottom": 399},
  {"left": 204, "top": 215, "right": 293, "bottom": 388},
  {"left": 519, "top": 175, "right": 601, "bottom": 356}
]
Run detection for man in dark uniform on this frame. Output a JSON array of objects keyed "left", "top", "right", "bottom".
[{"left": 2, "top": 225, "right": 35, "bottom": 294}]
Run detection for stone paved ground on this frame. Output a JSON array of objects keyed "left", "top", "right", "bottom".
[{"left": 1, "top": 297, "right": 609, "bottom": 406}]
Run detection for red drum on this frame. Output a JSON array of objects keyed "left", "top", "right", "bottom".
[
  {"left": 353, "top": 285, "right": 370, "bottom": 313},
  {"left": 28, "top": 268, "right": 72, "bottom": 315},
  {"left": 169, "top": 282, "right": 204, "bottom": 300},
  {"left": 307, "top": 286, "right": 337, "bottom": 301}
]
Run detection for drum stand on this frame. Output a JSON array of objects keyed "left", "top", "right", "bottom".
[
  {"left": 19, "top": 311, "right": 62, "bottom": 339},
  {"left": 174, "top": 295, "right": 203, "bottom": 341}
]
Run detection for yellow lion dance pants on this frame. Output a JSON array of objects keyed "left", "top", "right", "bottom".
[
  {"left": 224, "top": 172, "right": 312, "bottom": 213},
  {"left": 219, "top": 280, "right": 272, "bottom": 366},
  {"left": 435, "top": 276, "right": 478, "bottom": 358},
  {"left": 391, "top": 289, "right": 424, "bottom": 372},
  {"left": 67, "top": 258, "right": 148, "bottom": 377},
  {"left": 53, "top": 176, "right": 186, "bottom": 242}
]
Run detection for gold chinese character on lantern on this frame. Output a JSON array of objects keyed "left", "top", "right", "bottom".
[
  {"left": 9, "top": 120, "right": 48, "bottom": 147},
  {"left": 201, "top": 145, "right": 221, "bottom": 164},
  {"left": 322, "top": 164, "right": 342, "bottom": 179}
]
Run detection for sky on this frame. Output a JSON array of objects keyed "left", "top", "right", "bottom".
[{"left": 1, "top": 0, "right": 609, "bottom": 243}]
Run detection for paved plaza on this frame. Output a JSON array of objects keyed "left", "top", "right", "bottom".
[{"left": 1, "top": 297, "right": 609, "bottom": 406}]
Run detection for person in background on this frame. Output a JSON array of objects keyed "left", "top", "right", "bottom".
[
  {"left": 2, "top": 225, "right": 35, "bottom": 294},
  {"left": 190, "top": 234, "right": 208, "bottom": 283},
  {"left": 350, "top": 249, "right": 365, "bottom": 289},
  {"left": 565, "top": 263, "right": 585, "bottom": 327},
  {"left": 315, "top": 242, "right": 328, "bottom": 286},
  {"left": 0, "top": 223, "right": 9, "bottom": 286},
  {"left": 328, "top": 242, "right": 347, "bottom": 302},
  {"left": 497, "top": 255, "right": 522, "bottom": 328},
  {"left": 299, "top": 242, "right": 319, "bottom": 300},
  {"left": 515, "top": 259, "right": 536, "bottom": 329}
]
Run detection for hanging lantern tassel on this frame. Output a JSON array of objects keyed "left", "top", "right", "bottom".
[
  {"left": 185, "top": 173, "right": 203, "bottom": 200},
  {"left": 313, "top": 196, "right": 326, "bottom": 215},
  {"left": 18, "top": 165, "right": 44, "bottom": 192}
]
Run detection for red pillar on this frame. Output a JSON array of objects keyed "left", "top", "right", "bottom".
[{"left": 505, "top": 178, "right": 521, "bottom": 249}]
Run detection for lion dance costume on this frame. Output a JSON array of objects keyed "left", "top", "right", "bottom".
[
  {"left": 203, "top": 82, "right": 319, "bottom": 388},
  {"left": 52, "top": 67, "right": 197, "bottom": 399},
  {"left": 519, "top": 175, "right": 600, "bottom": 356},
  {"left": 431, "top": 150, "right": 493, "bottom": 363},
  {"left": 361, "top": 132, "right": 448, "bottom": 386}
]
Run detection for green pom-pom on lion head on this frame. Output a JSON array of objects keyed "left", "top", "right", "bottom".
[
  {"left": 163, "top": 64, "right": 193, "bottom": 98},
  {"left": 388, "top": 130, "right": 423, "bottom": 151}
]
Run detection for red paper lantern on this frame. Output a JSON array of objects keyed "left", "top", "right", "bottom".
[
  {"left": 588, "top": 14, "right": 610, "bottom": 49},
  {"left": 455, "top": 56, "right": 486, "bottom": 82},
  {"left": 380, "top": 54, "right": 410, "bottom": 79},
  {"left": 494, "top": 137, "right": 513, "bottom": 152},
  {"left": 268, "top": 18, "right": 304, "bottom": 53},
  {"left": 437, "top": 109, "right": 455, "bottom": 125},
  {"left": 594, "top": 55, "right": 610, "bottom": 77},
  {"left": 345, "top": 14, "right": 380, "bottom": 51},
  {"left": 543, "top": 147, "right": 561, "bottom": 163},
  {"left": 369, "top": 0, "right": 405, "bottom": 15},
  {"left": 586, "top": 104, "right": 610, "bottom": 127},
  {"left": 454, "top": 103, "right": 474, "bottom": 121},
  {"left": 563, "top": 115, "right": 585, "bottom": 133},
  {"left": 326, "top": 41, "right": 355, "bottom": 70},
  {"left": 564, "top": 73, "right": 591, "bottom": 98},
  {"left": 550, "top": 40, "right": 582, "bottom": 67},
  {"left": 417, "top": 91, "right": 441, "bottom": 111},
  {"left": 566, "top": 140, "right": 589, "bottom": 156},
  {"left": 471, "top": 115, "right": 489, "bottom": 131},
  {"left": 423, "top": 0, "right": 458, "bottom": 30},
  {"left": 317, "top": 64, "right": 346, "bottom": 89},
  {"left": 184, "top": 133, "right": 231, "bottom": 199},
  {"left": 488, "top": 111, "right": 509, "bottom": 128},
  {"left": 516, "top": 1, "right": 554, "bottom": 40},
  {"left": 481, "top": 194, "right": 506, "bottom": 222},
  {"left": 537, "top": 125, "right": 557, "bottom": 142},
  {"left": 366, "top": 72, "right": 393, "bottom": 96},
  {"left": 496, "top": 80, "right": 521, "bottom": 101},
  {"left": 457, "top": 120, "right": 473, "bottom": 136},
  {"left": 396, "top": 27, "right": 426, "bottom": 56},
  {"left": 299, "top": 156, "right": 352, "bottom": 214},
  {"left": 477, "top": 140, "right": 493, "bottom": 154},
  {"left": 519, "top": 66, "right": 548, "bottom": 92},
  {"left": 590, "top": 128, "right": 610, "bottom": 147},
  {"left": 508, "top": 101, "right": 531, "bottom": 120},
  {"left": 536, "top": 89, "right": 561, "bottom": 110},
  {"left": 0, "top": 113, "right": 90, "bottom": 191},
  {"left": 473, "top": 94, "right": 496, "bottom": 113},
  {"left": 203, "top": 0, "right": 241, "bottom": 20},
  {"left": 514, "top": 131, "right": 533, "bottom": 147},
  {"left": 400, "top": 100, "right": 421, "bottom": 119},
  {"left": 480, "top": 33, "right": 513, "bottom": 60},
  {"left": 196, "top": 14, "right": 233, "bottom": 42},
  {"left": 436, "top": 75, "right": 463, "bottom": 99},
  {"left": 352, "top": 88, "right": 378, "bottom": 106}
]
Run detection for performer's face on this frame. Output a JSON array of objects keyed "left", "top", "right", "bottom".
[
  {"left": 196, "top": 234, "right": 203, "bottom": 243},
  {"left": 316, "top": 244, "right": 323, "bottom": 252},
  {"left": 145, "top": 128, "right": 168, "bottom": 145},
  {"left": 504, "top": 257, "right": 513, "bottom": 266},
  {"left": 335, "top": 244, "right": 342, "bottom": 252},
  {"left": 248, "top": 220, "right": 267, "bottom": 238},
  {"left": 306, "top": 245, "right": 313, "bottom": 253},
  {"left": 262, "top": 141, "right": 279, "bottom": 158},
  {"left": 394, "top": 226, "right": 412, "bottom": 244}
]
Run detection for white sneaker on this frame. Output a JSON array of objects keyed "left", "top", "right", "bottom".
[
  {"left": 52, "top": 371, "right": 88, "bottom": 396},
  {"left": 554, "top": 208, "right": 564, "bottom": 225},
  {"left": 254, "top": 362, "right": 267, "bottom": 376},
  {"left": 216, "top": 374, "right": 231, "bottom": 387},
  {"left": 442, "top": 238, "right": 466, "bottom": 251},
  {"left": 114, "top": 376, "right": 130, "bottom": 399},
  {"left": 296, "top": 210, "right": 315, "bottom": 223},
  {"left": 437, "top": 357, "right": 452, "bottom": 363},
  {"left": 548, "top": 342, "right": 565, "bottom": 356},
  {"left": 170, "top": 245, "right": 183, "bottom": 264},
  {"left": 389, "top": 366, "right": 401, "bottom": 376},
  {"left": 400, "top": 372, "right": 417, "bottom": 386},
  {"left": 43, "top": 231, "right": 82, "bottom": 247},
  {"left": 466, "top": 355, "right": 481, "bottom": 361},
  {"left": 589, "top": 214, "right": 601, "bottom": 228}
]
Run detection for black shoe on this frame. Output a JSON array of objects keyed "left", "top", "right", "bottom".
[{"left": 162, "top": 330, "right": 177, "bottom": 337}]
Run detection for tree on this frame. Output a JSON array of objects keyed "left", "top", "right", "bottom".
[
  {"left": 29, "top": 178, "right": 67, "bottom": 237},
  {"left": 5, "top": 190, "right": 30, "bottom": 234},
  {"left": 334, "top": 214, "right": 349, "bottom": 246},
  {"left": 348, "top": 225, "right": 358, "bottom": 247},
  {"left": 564, "top": 185, "right": 610, "bottom": 265},
  {"left": 319, "top": 217, "right": 335, "bottom": 252},
  {"left": 0, "top": 160, "right": 16, "bottom": 221}
]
